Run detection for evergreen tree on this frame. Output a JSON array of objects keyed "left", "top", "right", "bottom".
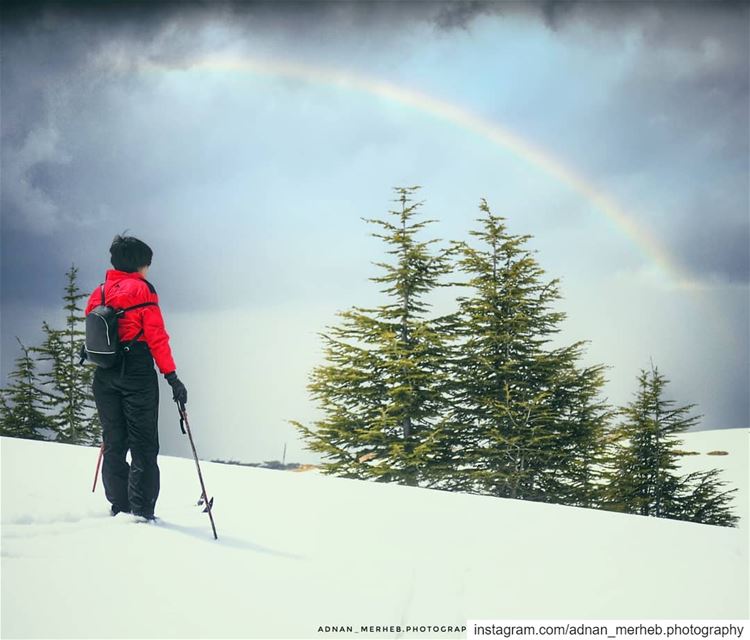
[
  {"left": 443, "top": 199, "right": 612, "bottom": 506},
  {"left": 677, "top": 468, "right": 738, "bottom": 527},
  {"left": 0, "top": 338, "right": 51, "bottom": 440},
  {"left": 604, "top": 363, "right": 695, "bottom": 517},
  {"left": 538, "top": 359, "right": 614, "bottom": 508},
  {"left": 292, "top": 186, "right": 454, "bottom": 486},
  {"left": 604, "top": 362, "right": 737, "bottom": 526},
  {"left": 34, "top": 265, "right": 99, "bottom": 445}
]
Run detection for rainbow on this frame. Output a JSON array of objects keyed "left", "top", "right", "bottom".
[{"left": 134, "top": 53, "right": 697, "bottom": 290}]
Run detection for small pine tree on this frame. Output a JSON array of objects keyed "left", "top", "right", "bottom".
[
  {"left": 604, "top": 362, "right": 738, "bottom": 526},
  {"left": 34, "top": 265, "right": 99, "bottom": 445},
  {"left": 677, "top": 468, "right": 738, "bottom": 527},
  {"left": 0, "top": 338, "right": 52, "bottom": 440},
  {"left": 292, "top": 186, "right": 454, "bottom": 487},
  {"left": 443, "top": 199, "right": 613, "bottom": 505}
]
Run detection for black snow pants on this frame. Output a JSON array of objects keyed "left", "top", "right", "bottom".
[{"left": 92, "top": 341, "right": 160, "bottom": 516}]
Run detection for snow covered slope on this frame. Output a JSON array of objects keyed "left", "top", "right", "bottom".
[{"left": 1, "top": 429, "right": 748, "bottom": 639}]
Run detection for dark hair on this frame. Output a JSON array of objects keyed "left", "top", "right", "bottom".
[{"left": 109, "top": 234, "right": 153, "bottom": 273}]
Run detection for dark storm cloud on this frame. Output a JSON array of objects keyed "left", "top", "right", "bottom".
[
  {"left": 0, "top": 0, "right": 512, "bottom": 264},
  {"left": 481, "top": 0, "right": 749, "bottom": 286},
  {"left": 1, "top": 0, "right": 748, "bottom": 287},
  {"left": 671, "top": 198, "right": 750, "bottom": 285},
  {"left": 3, "top": 0, "right": 747, "bottom": 52},
  {"left": 0, "top": 0, "right": 493, "bottom": 35},
  {"left": 0, "top": 1, "right": 415, "bottom": 227},
  {"left": 680, "top": 222, "right": 750, "bottom": 285},
  {"left": 583, "top": 2, "right": 748, "bottom": 285},
  {"left": 1, "top": 0, "right": 747, "bottom": 435}
]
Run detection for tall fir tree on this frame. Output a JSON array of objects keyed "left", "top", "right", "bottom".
[
  {"left": 603, "top": 362, "right": 738, "bottom": 526},
  {"left": 0, "top": 338, "right": 52, "bottom": 440},
  {"left": 292, "top": 186, "right": 454, "bottom": 486},
  {"left": 443, "top": 199, "right": 613, "bottom": 506},
  {"left": 34, "top": 265, "right": 100, "bottom": 445}
]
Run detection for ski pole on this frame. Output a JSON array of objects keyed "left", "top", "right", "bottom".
[
  {"left": 92, "top": 442, "right": 104, "bottom": 492},
  {"left": 176, "top": 400, "right": 218, "bottom": 540}
]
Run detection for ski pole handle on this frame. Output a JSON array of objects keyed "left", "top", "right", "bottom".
[{"left": 176, "top": 399, "right": 187, "bottom": 434}]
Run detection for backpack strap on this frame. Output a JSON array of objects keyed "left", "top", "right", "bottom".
[
  {"left": 120, "top": 326, "right": 149, "bottom": 379},
  {"left": 100, "top": 283, "right": 105, "bottom": 306},
  {"left": 119, "top": 302, "right": 158, "bottom": 352},
  {"left": 115, "top": 301, "right": 158, "bottom": 316},
  {"left": 122, "top": 328, "right": 146, "bottom": 352}
]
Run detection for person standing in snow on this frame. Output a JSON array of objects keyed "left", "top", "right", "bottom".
[{"left": 84, "top": 235, "right": 187, "bottom": 520}]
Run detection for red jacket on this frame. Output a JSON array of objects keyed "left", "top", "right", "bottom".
[{"left": 85, "top": 269, "right": 176, "bottom": 375}]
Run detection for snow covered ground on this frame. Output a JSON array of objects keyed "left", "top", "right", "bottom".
[{"left": 1, "top": 428, "right": 748, "bottom": 639}]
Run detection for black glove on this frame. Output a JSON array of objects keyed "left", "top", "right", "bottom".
[{"left": 165, "top": 371, "right": 187, "bottom": 407}]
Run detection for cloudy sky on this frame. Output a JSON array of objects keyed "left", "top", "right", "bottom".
[{"left": 1, "top": 0, "right": 748, "bottom": 464}]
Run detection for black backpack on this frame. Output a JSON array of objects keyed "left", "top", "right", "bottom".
[{"left": 80, "top": 283, "right": 158, "bottom": 368}]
